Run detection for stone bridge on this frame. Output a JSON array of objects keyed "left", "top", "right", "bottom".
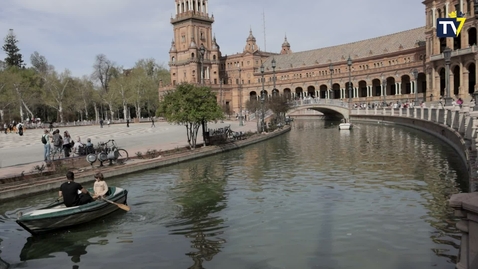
[
  {"left": 288, "top": 99, "right": 350, "bottom": 119},
  {"left": 288, "top": 99, "right": 478, "bottom": 269}
]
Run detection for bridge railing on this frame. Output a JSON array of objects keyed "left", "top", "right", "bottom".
[
  {"left": 291, "top": 98, "right": 349, "bottom": 109},
  {"left": 349, "top": 104, "right": 472, "bottom": 118}
]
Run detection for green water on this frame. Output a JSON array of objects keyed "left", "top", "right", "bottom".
[{"left": 0, "top": 119, "right": 467, "bottom": 269}]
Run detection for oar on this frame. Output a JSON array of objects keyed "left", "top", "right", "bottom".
[
  {"left": 47, "top": 197, "right": 63, "bottom": 207},
  {"left": 103, "top": 198, "right": 130, "bottom": 211}
]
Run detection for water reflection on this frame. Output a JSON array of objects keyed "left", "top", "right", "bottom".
[
  {"left": 19, "top": 228, "right": 109, "bottom": 264},
  {"left": 0, "top": 257, "right": 9, "bottom": 269},
  {"left": 166, "top": 162, "right": 228, "bottom": 268},
  {"left": 289, "top": 119, "right": 466, "bottom": 265}
]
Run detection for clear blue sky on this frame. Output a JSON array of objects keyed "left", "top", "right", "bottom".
[{"left": 0, "top": 0, "right": 425, "bottom": 77}]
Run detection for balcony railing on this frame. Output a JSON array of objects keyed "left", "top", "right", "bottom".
[{"left": 430, "top": 45, "right": 476, "bottom": 61}]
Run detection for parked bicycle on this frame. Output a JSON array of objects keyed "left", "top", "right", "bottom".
[{"left": 86, "top": 139, "right": 129, "bottom": 166}]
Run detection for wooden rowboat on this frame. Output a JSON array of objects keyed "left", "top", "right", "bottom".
[{"left": 16, "top": 187, "right": 128, "bottom": 235}]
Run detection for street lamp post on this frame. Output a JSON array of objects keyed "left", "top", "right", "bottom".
[
  {"left": 238, "top": 66, "right": 243, "bottom": 126},
  {"left": 199, "top": 44, "right": 205, "bottom": 85},
  {"left": 329, "top": 63, "right": 334, "bottom": 99},
  {"left": 220, "top": 78, "right": 224, "bottom": 123},
  {"left": 443, "top": 47, "right": 452, "bottom": 106},
  {"left": 260, "top": 63, "right": 265, "bottom": 133},
  {"left": 347, "top": 56, "right": 352, "bottom": 105},
  {"left": 412, "top": 69, "right": 419, "bottom": 105},
  {"left": 272, "top": 58, "right": 277, "bottom": 95},
  {"left": 199, "top": 44, "right": 206, "bottom": 146},
  {"left": 381, "top": 74, "right": 387, "bottom": 105}
]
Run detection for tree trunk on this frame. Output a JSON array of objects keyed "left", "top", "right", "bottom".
[
  {"left": 94, "top": 103, "right": 99, "bottom": 123},
  {"left": 19, "top": 103, "right": 24, "bottom": 122},
  {"left": 22, "top": 100, "right": 34, "bottom": 120},
  {"left": 123, "top": 104, "right": 127, "bottom": 120},
  {"left": 58, "top": 102, "right": 64, "bottom": 123},
  {"left": 84, "top": 100, "right": 89, "bottom": 120},
  {"left": 135, "top": 104, "right": 141, "bottom": 120},
  {"left": 107, "top": 103, "right": 114, "bottom": 121}
]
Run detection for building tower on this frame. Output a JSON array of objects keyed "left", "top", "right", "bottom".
[
  {"left": 169, "top": 0, "right": 221, "bottom": 86},
  {"left": 280, "top": 35, "right": 292, "bottom": 55},
  {"left": 244, "top": 29, "right": 259, "bottom": 53}
]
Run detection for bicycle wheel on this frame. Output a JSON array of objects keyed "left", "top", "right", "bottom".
[{"left": 116, "top": 149, "right": 129, "bottom": 162}]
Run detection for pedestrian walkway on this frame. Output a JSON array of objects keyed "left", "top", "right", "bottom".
[{"left": 0, "top": 120, "right": 257, "bottom": 179}]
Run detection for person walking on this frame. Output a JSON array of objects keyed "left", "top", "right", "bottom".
[
  {"left": 151, "top": 117, "right": 155, "bottom": 128},
  {"left": 42, "top": 130, "right": 51, "bottom": 162},
  {"left": 100, "top": 119, "right": 104, "bottom": 128},
  {"left": 18, "top": 123, "right": 24, "bottom": 136},
  {"left": 126, "top": 119, "right": 130, "bottom": 128}
]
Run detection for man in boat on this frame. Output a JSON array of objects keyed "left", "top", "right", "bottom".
[{"left": 59, "top": 171, "right": 94, "bottom": 207}]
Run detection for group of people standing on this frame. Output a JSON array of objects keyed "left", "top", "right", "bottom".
[
  {"left": 3, "top": 121, "right": 24, "bottom": 135},
  {"left": 42, "top": 129, "right": 92, "bottom": 162}
]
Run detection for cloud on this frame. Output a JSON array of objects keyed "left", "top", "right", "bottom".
[{"left": 0, "top": 0, "right": 425, "bottom": 77}]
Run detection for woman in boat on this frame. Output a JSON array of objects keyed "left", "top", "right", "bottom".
[{"left": 92, "top": 172, "right": 108, "bottom": 199}]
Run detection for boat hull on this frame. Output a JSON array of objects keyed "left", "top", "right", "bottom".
[
  {"left": 339, "top": 123, "right": 352, "bottom": 130},
  {"left": 16, "top": 187, "right": 128, "bottom": 235}
]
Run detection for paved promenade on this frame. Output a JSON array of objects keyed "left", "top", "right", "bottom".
[{"left": 0, "top": 120, "right": 257, "bottom": 179}]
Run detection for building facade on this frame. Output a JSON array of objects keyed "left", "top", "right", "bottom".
[{"left": 161, "top": 0, "right": 478, "bottom": 115}]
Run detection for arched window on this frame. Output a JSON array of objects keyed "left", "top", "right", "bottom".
[
  {"left": 213, "top": 55, "right": 216, "bottom": 60},
  {"left": 171, "top": 56, "right": 176, "bottom": 62},
  {"left": 191, "top": 53, "right": 195, "bottom": 58}
]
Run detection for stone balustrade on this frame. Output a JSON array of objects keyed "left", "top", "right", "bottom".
[{"left": 449, "top": 193, "right": 478, "bottom": 269}]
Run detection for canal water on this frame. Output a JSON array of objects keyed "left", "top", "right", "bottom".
[{"left": 0, "top": 119, "right": 467, "bottom": 269}]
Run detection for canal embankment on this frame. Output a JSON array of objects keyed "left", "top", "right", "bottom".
[{"left": 0, "top": 126, "right": 291, "bottom": 202}]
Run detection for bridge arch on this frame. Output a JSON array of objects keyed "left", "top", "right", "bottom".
[
  {"left": 307, "top": 85, "right": 316, "bottom": 97},
  {"left": 284, "top": 88, "right": 292, "bottom": 99},
  {"left": 319, "top": 84, "right": 327, "bottom": 98},
  {"left": 272, "top": 89, "right": 279, "bottom": 97},
  {"left": 358, "top": 80, "right": 367, "bottom": 98},
  {"left": 288, "top": 101, "right": 350, "bottom": 120},
  {"left": 400, "top": 75, "right": 411, "bottom": 95},
  {"left": 249, "top": 91, "right": 257, "bottom": 100},
  {"left": 295, "top": 87, "right": 304, "bottom": 98}
]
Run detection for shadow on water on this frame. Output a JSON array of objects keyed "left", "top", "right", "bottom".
[
  {"left": 165, "top": 162, "right": 228, "bottom": 269},
  {"left": 308, "top": 199, "right": 340, "bottom": 269},
  {"left": 8, "top": 209, "right": 128, "bottom": 269},
  {"left": 0, "top": 257, "right": 8, "bottom": 269},
  {"left": 0, "top": 238, "right": 9, "bottom": 269},
  {"left": 18, "top": 223, "right": 112, "bottom": 263}
]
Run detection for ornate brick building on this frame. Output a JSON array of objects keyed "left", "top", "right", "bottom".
[{"left": 161, "top": 0, "right": 478, "bottom": 115}]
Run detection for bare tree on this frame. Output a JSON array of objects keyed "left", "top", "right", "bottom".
[
  {"left": 30, "top": 51, "right": 54, "bottom": 75},
  {"left": 72, "top": 76, "right": 95, "bottom": 120},
  {"left": 7, "top": 69, "right": 38, "bottom": 121},
  {"left": 43, "top": 70, "right": 72, "bottom": 123},
  {"left": 266, "top": 95, "right": 293, "bottom": 123},
  {"left": 92, "top": 54, "right": 116, "bottom": 93},
  {"left": 110, "top": 68, "right": 131, "bottom": 120}
]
